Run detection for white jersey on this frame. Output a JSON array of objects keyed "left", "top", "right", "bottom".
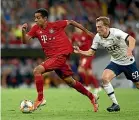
[{"left": 91, "top": 28, "right": 135, "bottom": 65}]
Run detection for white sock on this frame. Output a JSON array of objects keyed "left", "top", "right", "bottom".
[
  {"left": 93, "top": 87, "right": 102, "bottom": 95},
  {"left": 103, "top": 83, "right": 118, "bottom": 104}
]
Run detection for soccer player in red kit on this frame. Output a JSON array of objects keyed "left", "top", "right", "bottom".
[
  {"left": 72, "top": 28, "right": 101, "bottom": 95},
  {"left": 21, "top": 8, "right": 98, "bottom": 112}
]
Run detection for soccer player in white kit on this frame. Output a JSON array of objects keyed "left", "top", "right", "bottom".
[{"left": 74, "top": 16, "right": 139, "bottom": 112}]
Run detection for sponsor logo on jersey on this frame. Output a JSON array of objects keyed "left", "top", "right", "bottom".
[{"left": 105, "top": 44, "right": 120, "bottom": 51}]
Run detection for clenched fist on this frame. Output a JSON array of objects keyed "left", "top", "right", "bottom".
[{"left": 22, "top": 23, "right": 28, "bottom": 31}]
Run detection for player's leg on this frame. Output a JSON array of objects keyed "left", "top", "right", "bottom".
[
  {"left": 55, "top": 62, "right": 98, "bottom": 112},
  {"left": 33, "top": 64, "right": 46, "bottom": 109},
  {"left": 82, "top": 56, "right": 100, "bottom": 92},
  {"left": 78, "top": 58, "right": 89, "bottom": 86},
  {"left": 63, "top": 76, "right": 98, "bottom": 112},
  {"left": 102, "top": 62, "right": 122, "bottom": 112},
  {"left": 87, "top": 69, "right": 101, "bottom": 95},
  {"left": 123, "top": 62, "right": 139, "bottom": 89},
  {"left": 78, "top": 66, "right": 90, "bottom": 88},
  {"left": 33, "top": 56, "right": 67, "bottom": 110},
  {"left": 134, "top": 82, "right": 139, "bottom": 89}
]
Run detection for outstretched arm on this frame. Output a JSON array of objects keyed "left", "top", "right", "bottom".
[
  {"left": 74, "top": 46, "right": 95, "bottom": 56},
  {"left": 127, "top": 36, "right": 136, "bottom": 56},
  {"left": 21, "top": 23, "right": 32, "bottom": 44},
  {"left": 67, "top": 20, "right": 94, "bottom": 37}
]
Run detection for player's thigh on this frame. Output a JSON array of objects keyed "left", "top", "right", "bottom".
[
  {"left": 55, "top": 62, "right": 73, "bottom": 81},
  {"left": 80, "top": 57, "right": 93, "bottom": 69},
  {"left": 102, "top": 62, "right": 122, "bottom": 83},
  {"left": 102, "top": 69, "right": 116, "bottom": 83},
  {"left": 41, "top": 55, "right": 67, "bottom": 72},
  {"left": 124, "top": 62, "right": 139, "bottom": 83},
  {"left": 80, "top": 57, "right": 87, "bottom": 67}
]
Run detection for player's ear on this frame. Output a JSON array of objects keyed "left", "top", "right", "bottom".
[{"left": 44, "top": 17, "right": 47, "bottom": 20}]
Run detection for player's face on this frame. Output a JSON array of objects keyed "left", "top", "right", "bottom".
[
  {"left": 34, "top": 13, "right": 46, "bottom": 26},
  {"left": 96, "top": 21, "right": 108, "bottom": 37}
]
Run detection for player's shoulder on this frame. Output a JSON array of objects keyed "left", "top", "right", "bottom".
[
  {"left": 94, "top": 33, "right": 100, "bottom": 40},
  {"left": 31, "top": 24, "right": 39, "bottom": 30},
  {"left": 48, "top": 20, "right": 67, "bottom": 27},
  {"left": 110, "top": 28, "right": 120, "bottom": 33},
  {"left": 110, "top": 28, "right": 124, "bottom": 36},
  {"left": 52, "top": 20, "right": 67, "bottom": 24},
  {"left": 110, "top": 28, "right": 124, "bottom": 34}
]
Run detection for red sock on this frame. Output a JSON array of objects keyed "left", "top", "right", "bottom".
[
  {"left": 73, "top": 81, "right": 94, "bottom": 100},
  {"left": 88, "top": 75, "right": 99, "bottom": 88},
  {"left": 79, "top": 72, "right": 88, "bottom": 86},
  {"left": 35, "top": 74, "right": 44, "bottom": 101}
]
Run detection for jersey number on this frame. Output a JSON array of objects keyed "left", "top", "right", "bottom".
[{"left": 132, "top": 71, "right": 139, "bottom": 79}]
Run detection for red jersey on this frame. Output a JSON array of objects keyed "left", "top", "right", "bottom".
[
  {"left": 27, "top": 20, "right": 73, "bottom": 57},
  {"left": 72, "top": 32, "right": 94, "bottom": 51}
]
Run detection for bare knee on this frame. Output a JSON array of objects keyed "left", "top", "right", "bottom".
[
  {"left": 63, "top": 76, "right": 75, "bottom": 87},
  {"left": 135, "top": 82, "right": 139, "bottom": 89},
  {"left": 33, "top": 65, "right": 45, "bottom": 75},
  {"left": 102, "top": 75, "right": 111, "bottom": 85},
  {"left": 78, "top": 66, "right": 85, "bottom": 73},
  {"left": 102, "top": 69, "right": 116, "bottom": 85}
]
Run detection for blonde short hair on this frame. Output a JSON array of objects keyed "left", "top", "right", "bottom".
[{"left": 96, "top": 16, "right": 110, "bottom": 27}]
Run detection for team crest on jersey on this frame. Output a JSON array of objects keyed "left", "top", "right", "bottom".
[{"left": 49, "top": 28, "right": 54, "bottom": 34}]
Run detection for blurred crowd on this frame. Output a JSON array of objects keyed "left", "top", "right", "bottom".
[
  {"left": 1, "top": 0, "right": 139, "bottom": 47},
  {"left": 1, "top": 0, "right": 139, "bottom": 88},
  {"left": 1, "top": 57, "right": 75, "bottom": 88}
]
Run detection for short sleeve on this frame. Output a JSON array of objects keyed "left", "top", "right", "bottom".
[
  {"left": 91, "top": 34, "right": 99, "bottom": 51},
  {"left": 114, "top": 28, "right": 129, "bottom": 40},
  {"left": 55, "top": 20, "right": 67, "bottom": 28},
  {"left": 27, "top": 25, "right": 38, "bottom": 38}
]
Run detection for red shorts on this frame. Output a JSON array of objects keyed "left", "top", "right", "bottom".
[
  {"left": 80, "top": 56, "right": 94, "bottom": 69},
  {"left": 41, "top": 54, "right": 73, "bottom": 79}
]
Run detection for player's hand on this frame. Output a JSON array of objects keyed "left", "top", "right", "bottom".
[
  {"left": 127, "top": 48, "right": 133, "bottom": 57},
  {"left": 73, "top": 46, "right": 80, "bottom": 54},
  {"left": 22, "top": 23, "right": 28, "bottom": 31}
]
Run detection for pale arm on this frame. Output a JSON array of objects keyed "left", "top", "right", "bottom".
[
  {"left": 74, "top": 46, "right": 96, "bottom": 56},
  {"left": 127, "top": 36, "right": 136, "bottom": 56}
]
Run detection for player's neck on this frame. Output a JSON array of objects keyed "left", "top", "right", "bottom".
[
  {"left": 40, "top": 21, "right": 48, "bottom": 29},
  {"left": 103, "top": 29, "right": 110, "bottom": 38}
]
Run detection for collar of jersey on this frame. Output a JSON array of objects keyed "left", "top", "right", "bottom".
[{"left": 103, "top": 31, "right": 110, "bottom": 38}]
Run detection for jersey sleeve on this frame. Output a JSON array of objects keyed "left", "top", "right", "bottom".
[
  {"left": 55, "top": 20, "right": 67, "bottom": 28},
  {"left": 91, "top": 34, "right": 99, "bottom": 51},
  {"left": 114, "top": 28, "right": 129, "bottom": 41},
  {"left": 27, "top": 25, "right": 37, "bottom": 38}
]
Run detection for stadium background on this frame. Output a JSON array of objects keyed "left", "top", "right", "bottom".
[{"left": 1, "top": 0, "right": 139, "bottom": 88}]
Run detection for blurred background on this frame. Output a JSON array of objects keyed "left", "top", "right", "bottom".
[{"left": 1, "top": 0, "right": 139, "bottom": 89}]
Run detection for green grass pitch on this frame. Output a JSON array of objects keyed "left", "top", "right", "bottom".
[{"left": 1, "top": 88, "right": 139, "bottom": 120}]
